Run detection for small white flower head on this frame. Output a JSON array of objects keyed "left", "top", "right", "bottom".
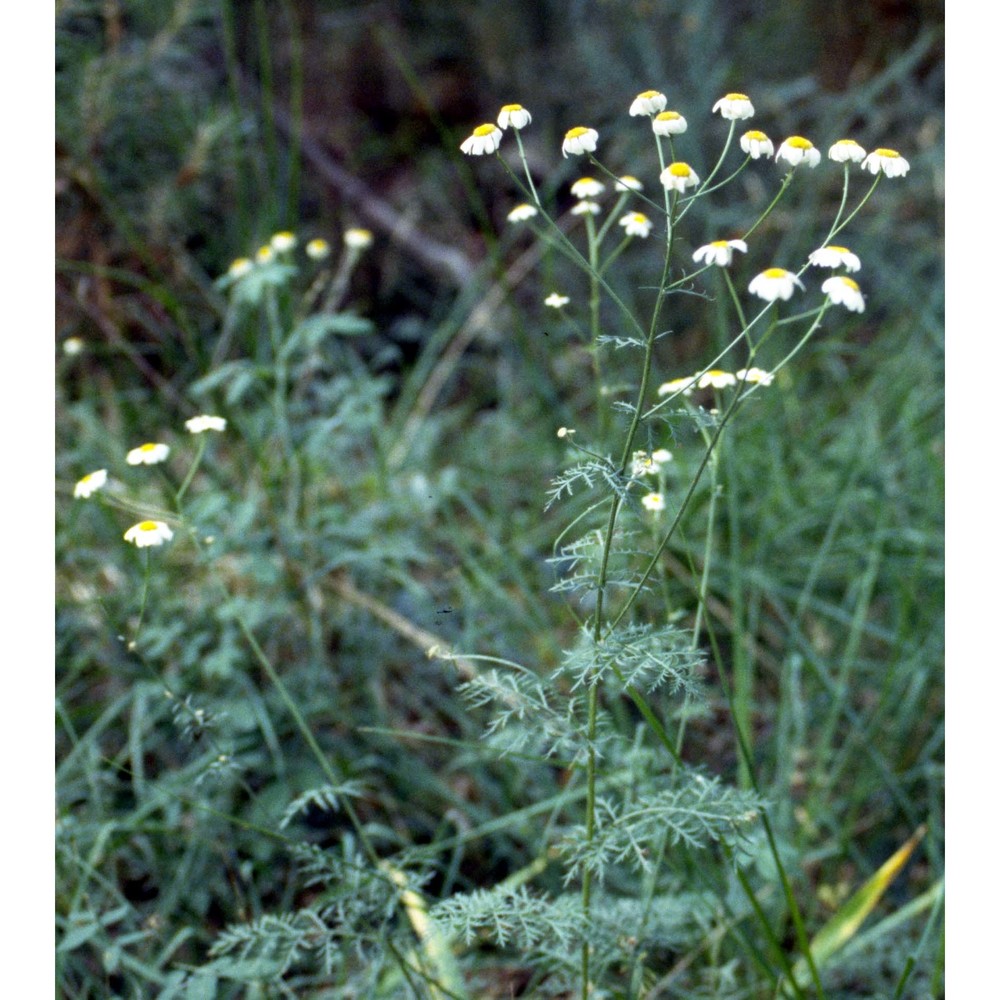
[
  {"left": 562, "top": 127, "right": 599, "bottom": 157},
  {"left": 619, "top": 211, "right": 652, "bottom": 238},
  {"left": 660, "top": 162, "right": 700, "bottom": 192},
  {"left": 255, "top": 245, "right": 274, "bottom": 265},
  {"left": 305, "top": 238, "right": 330, "bottom": 260},
  {"left": 74, "top": 469, "right": 108, "bottom": 499},
  {"left": 615, "top": 175, "right": 644, "bottom": 191},
  {"left": 652, "top": 110, "right": 688, "bottom": 136},
  {"left": 642, "top": 492, "right": 666, "bottom": 512},
  {"left": 497, "top": 104, "right": 531, "bottom": 130},
  {"left": 749, "top": 268, "right": 805, "bottom": 302},
  {"left": 740, "top": 130, "right": 774, "bottom": 159},
  {"left": 570, "top": 176, "right": 606, "bottom": 198},
  {"left": 63, "top": 337, "right": 85, "bottom": 356},
  {"left": 808, "top": 245, "right": 861, "bottom": 272},
  {"left": 861, "top": 147, "right": 910, "bottom": 178},
  {"left": 545, "top": 293, "right": 570, "bottom": 309},
  {"left": 185, "top": 414, "right": 227, "bottom": 434},
  {"left": 571, "top": 200, "right": 601, "bottom": 216},
  {"left": 632, "top": 449, "right": 673, "bottom": 476},
  {"left": 344, "top": 228, "right": 373, "bottom": 250},
  {"left": 460, "top": 123, "right": 503, "bottom": 155},
  {"left": 775, "top": 136, "right": 821, "bottom": 168},
  {"left": 629, "top": 90, "right": 668, "bottom": 116},
  {"left": 631, "top": 451, "right": 652, "bottom": 476},
  {"left": 270, "top": 231, "right": 297, "bottom": 253},
  {"left": 124, "top": 520, "right": 174, "bottom": 549},
  {"left": 698, "top": 369, "right": 737, "bottom": 389},
  {"left": 126, "top": 442, "right": 170, "bottom": 466},
  {"left": 713, "top": 93, "right": 754, "bottom": 120},
  {"left": 828, "top": 139, "right": 867, "bottom": 163},
  {"left": 821, "top": 275, "right": 866, "bottom": 312},
  {"left": 737, "top": 367, "right": 774, "bottom": 385},
  {"left": 228, "top": 257, "right": 253, "bottom": 278},
  {"left": 693, "top": 239, "right": 748, "bottom": 267},
  {"left": 658, "top": 375, "right": 697, "bottom": 397},
  {"left": 556, "top": 426, "right": 576, "bottom": 438},
  {"left": 507, "top": 203, "right": 539, "bottom": 223}
]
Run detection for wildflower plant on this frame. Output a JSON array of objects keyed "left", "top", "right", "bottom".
[{"left": 453, "top": 86, "right": 917, "bottom": 997}]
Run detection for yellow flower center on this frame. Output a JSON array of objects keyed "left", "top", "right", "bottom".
[
  {"left": 139, "top": 443, "right": 158, "bottom": 452},
  {"left": 638, "top": 90, "right": 660, "bottom": 99},
  {"left": 473, "top": 124, "right": 497, "bottom": 136},
  {"left": 139, "top": 521, "right": 158, "bottom": 531},
  {"left": 668, "top": 162, "right": 691, "bottom": 176},
  {"left": 565, "top": 127, "right": 591, "bottom": 139},
  {"left": 744, "top": 130, "right": 767, "bottom": 140},
  {"left": 500, "top": 104, "right": 523, "bottom": 113},
  {"left": 725, "top": 93, "right": 749, "bottom": 101},
  {"left": 710, "top": 240, "right": 730, "bottom": 248},
  {"left": 827, "top": 246, "right": 849, "bottom": 254},
  {"left": 874, "top": 148, "right": 900, "bottom": 158},
  {"left": 787, "top": 136, "right": 813, "bottom": 149},
  {"left": 655, "top": 111, "right": 681, "bottom": 120},
  {"left": 706, "top": 369, "right": 727, "bottom": 377},
  {"left": 835, "top": 139, "right": 859, "bottom": 146},
  {"left": 840, "top": 278, "right": 860, "bottom": 291},
  {"left": 631, "top": 213, "right": 648, "bottom": 223},
  {"left": 763, "top": 268, "right": 788, "bottom": 279}
]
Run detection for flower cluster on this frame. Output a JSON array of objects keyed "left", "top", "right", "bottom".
[{"left": 224, "top": 228, "right": 371, "bottom": 283}]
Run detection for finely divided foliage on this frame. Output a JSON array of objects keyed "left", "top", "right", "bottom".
[{"left": 57, "top": 9, "right": 939, "bottom": 993}]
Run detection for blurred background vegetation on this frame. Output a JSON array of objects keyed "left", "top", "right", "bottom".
[{"left": 56, "top": 1, "right": 943, "bottom": 996}]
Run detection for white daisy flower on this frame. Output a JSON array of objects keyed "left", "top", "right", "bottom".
[
  {"left": 305, "top": 238, "right": 330, "bottom": 260},
  {"left": 808, "top": 246, "right": 861, "bottom": 272},
  {"left": 749, "top": 268, "right": 805, "bottom": 302},
  {"left": 185, "top": 415, "right": 227, "bottom": 434},
  {"left": 63, "top": 337, "right": 84, "bottom": 356},
  {"left": 642, "top": 492, "right": 666, "bottom": 512},
  {"left": 460, "top": 123, "right": 502, "bottom": 155},
  {"left": 570, "top": 177, "right": 606, "bottom": 198},
  {"left": 632, "top": 449, "right": 673, "bottom": 476},
  {"left": 507, "top": 203, "right": 539, "bottom": 222},
  {"left": 736, "top": 367, "right": 774, "bottom": 385},
  {"left": 740, "top": 130, "right": 774, "bottom": 159},
  {"left": 652, "top": 111, "right": 687, "bottom": 136},
  {"left": 255, "top": 245, "right": 274, "bottom": 264},
  {"left": 658, "top": 375, "right": 697, "bottom": 397},
  {"left": 571, "top": 200, "right": 601, "bottom": 215},
  {"left": 497, "top": 104, "right": 531, "bottom": 129},
  {"left": 74, "top": 469, "right": 108, "bottom": 499},
  {"left": 713, "top": 93, "right": 754, "bottom": 120},
  {"left": 270, "top": 231, "right": 297, "bottom": 252},
  {"left": 629, "top": 90, "right": 668, "bottom": 116},
  {"left": 619, "top": 212, "right": 653, "bottom": 238},
  {"left": 227, "top": 257, "right": 253, "bottom": 278},
  {"left": 614, "top": 175, "right": 644, "bottom": 191},
  {"left": 660, "top": 162, "right": 700, "bottom": 192},
  {"left": 545, "top": 293, "right": 570, "bottom": 308},
  {"left": 828, "top": 139, "right": 867, "bottom": 163},
  {"left": 821, "top": 275, "right": 866, "bottom": 312},
  {"left": 126, "top": 442, "right": 170, "bottom": 466},
  {"left": 562, "top": 127, "right": 599, "bottom": 157},
  {"left": 775, "top": 136, "right": 821, "bottom": 168},
  {"left": 344, "top": 228, "right": 373, "bottom": 249},
  {"left": 698, "top": 369, "right": 737, "bottom": 389},
  {"left": 693, "top": 239, "right": 748, "bottom": 267},
  {"left": 124, "top": 520, "right": 174, "bottom": 548},
  {"left": 860, "top": 148, "right": 910, "bottom": 178}
]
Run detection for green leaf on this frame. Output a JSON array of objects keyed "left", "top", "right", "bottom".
[{"left": 790, "top": 825, "right": 926, "bottom": 987}]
